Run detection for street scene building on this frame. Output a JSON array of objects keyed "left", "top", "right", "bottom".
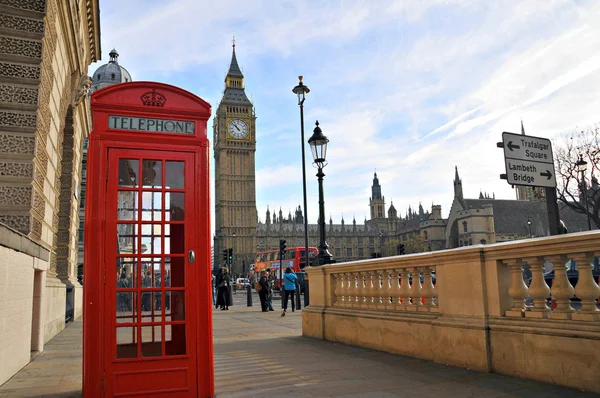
[
  {"left": 0, "top": 0, "right": 100, "bottom": 385},
  {"left": 0, "top": 1, "right": 598, "bottom": 394}
]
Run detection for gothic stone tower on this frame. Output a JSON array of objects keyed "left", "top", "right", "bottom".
[
  {"left": 369, "top": 172, "right": 385, "bottom": 220},
  {"left": 213, "top": 43, "right": 257, "bottom": 273}
]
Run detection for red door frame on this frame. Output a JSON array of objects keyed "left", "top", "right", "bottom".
[{"left": 83, "top": 82, "right": 213, "bottom": 397}]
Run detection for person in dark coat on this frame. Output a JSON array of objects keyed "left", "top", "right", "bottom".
[
  {"left": 142, "top": 270, "right": 152, "bottom": 311},
  {"left": 117, "top": 271, "right": 130, "bottom": 312},
  {"left": 258, "top": 270, "right": 269, "bottom": 312},
  {"left": 214, "top": 269, "right": 222, "bottom": 309},
  {"left": 265, "top": 268, "right": 274, "bottom": 311},
  {"left": 216, "top": 267, "right": 232, "bottom": 310}
]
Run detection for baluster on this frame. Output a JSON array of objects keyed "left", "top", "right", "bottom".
[
  {"left": 372, "top": 270, "right": 382, "bottom": 306},
  {"left": 342, "top": 273, "right": 351, "bottom": 307},
  {"left": 420, "top": 267, "right": 435, "bottom": 311},
  {"left": 410, "top": 268, "right": 422, "bottom": 309},
  {"left": 364, "top": 271, "right": 374, "bottom": 307},
  {"left": 348, "top": 273, "right": 357, "bottom": 307},
  {"left": 380, "top": 269, "right": 392, "bottom": 309},
  {"left": 390, "top": 269, "right": 400, "bottom": 309},
  {"left": 398, "top": 268, "right": 410, "bottom": 310},
  {"left": 333, "top": 274, "right": 342, "bottom": 306},
  {"left": 356, "top": 272, "right": 365, "bottom": 307},
  {"left": 547, "top": 254, "right": 575, "bottom": 320},
  {"left": 571, "top": 252, "right": 600, "bottom": 321},
  {"left": 523, "top": 256, "right": 551, "bottom": 318},
  {"left": 504, "top": 258, "right": 528, "bottom": 317}
]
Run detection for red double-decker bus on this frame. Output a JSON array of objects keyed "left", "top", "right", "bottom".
[{"left": 251, "top": 246, "right": 317, "bottom": 289}]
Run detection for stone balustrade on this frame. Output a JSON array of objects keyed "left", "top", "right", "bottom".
[
  {"left": 303, "top": 231, "right": 600, "bottom": 393},
  {"left": 332, "top": 266, "right": 439, "bottom": 312}
]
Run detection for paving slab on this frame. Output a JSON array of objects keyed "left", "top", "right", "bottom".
[{"left": 1, "top": 292, "right": 598, "bottom": 397}]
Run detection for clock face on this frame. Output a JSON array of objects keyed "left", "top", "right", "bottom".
[{"left": 228, "top": 119, "right": 248, "bottom": 139}]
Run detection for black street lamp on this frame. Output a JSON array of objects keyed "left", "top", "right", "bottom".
[
  {"left": 308, "top": 121, "right": 332, "bottom": 265},
  {"left": 232, "top": 232, "right": 236, "bottom": 277},
  {"left": 576, "top": 154, "right": 592, "bottom": 230},
  {"left": 527, "top": 218, "right": 532, "bottom": 238},
  {"left": 292, "top": 76, "right": 311, "bottom": 269}
]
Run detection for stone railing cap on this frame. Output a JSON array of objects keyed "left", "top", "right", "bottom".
[{"left": 0, "top": 222, "right": 50, "bottom": 261}]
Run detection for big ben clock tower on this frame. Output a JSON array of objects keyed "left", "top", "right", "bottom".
[{"left": 213, "top": 42, "right": 257, "bottom": 273}]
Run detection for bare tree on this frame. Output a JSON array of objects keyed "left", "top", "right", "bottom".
[
  {"left": 382, "top": 233, "right": 427, "bottom": 256},
  {"left": 554, "top": 123, "right": 600, "bottom": 228}
]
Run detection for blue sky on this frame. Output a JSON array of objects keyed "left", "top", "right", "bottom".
[{"left": 93, "top": 0, "right": 600, "bottom": 231}]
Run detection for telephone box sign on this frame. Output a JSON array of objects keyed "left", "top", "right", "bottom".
[{"left": 108, "top": 115, "right": 195, "bottom": 134}]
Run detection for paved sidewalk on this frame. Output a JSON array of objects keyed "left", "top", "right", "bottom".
[
  {"left": 0, "top": 320, "right": 82, "bottom": 397},
  {"left": 1, "top": 293, "right": 597, "bottom": 397}
]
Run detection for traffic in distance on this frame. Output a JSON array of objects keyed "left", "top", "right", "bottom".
[{"left": 251, "top": 246, "right": 318, "bottom": 289}]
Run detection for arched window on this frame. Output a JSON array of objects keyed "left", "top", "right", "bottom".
[
  {"left": 480, "top": 239, "right": 487, "bottom": 245},
  {"left": 459, "top": 240, "right": 463, "bottom": 247},
  {"left": 423, "top": 231, "right": 428, "bottom": 241},
  {"left": 462, "top": 221, "right": 468, "bottom": 232},
  {"left": 469, "top": 239, "right": 472, "bottom": 245}
]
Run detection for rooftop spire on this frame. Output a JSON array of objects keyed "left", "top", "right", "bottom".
[
  {"left": 227, "top": 37, "right": 243, "bottom": 78},
  {"left": 521, "top": 118, "right": 526, "bottom": 135},
  {"left": 454, "top": 165, "right": 461, "bottom": 183}
]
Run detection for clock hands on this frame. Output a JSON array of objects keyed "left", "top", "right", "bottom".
[{"left": 234, "top": 124, "right": 241, "bottom": 131}]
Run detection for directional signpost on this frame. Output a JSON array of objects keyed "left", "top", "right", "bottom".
[
  {"left": 502, "top": 132, "right": 556, "bottom": 188},
  {"left": 498, "top": 131, "right": 560, "bottom": 235}
]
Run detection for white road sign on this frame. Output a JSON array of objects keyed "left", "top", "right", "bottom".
[{"left": 502, "top": 132, "right": 556, "bottom": 188}]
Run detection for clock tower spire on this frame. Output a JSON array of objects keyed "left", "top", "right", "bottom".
[{"left": 213, "top": 40, "right": 257, "bottom": 274}]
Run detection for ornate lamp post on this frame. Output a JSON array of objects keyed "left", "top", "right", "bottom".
[
  {"left": 576, "top": 154, "right": 592, "bottom": 230},
  {"left": 308, "top": 121, "right": 332, "bottom": 265},
  {"left": 292, "top": 76, "right": 311, "bottom": 269},
  {"left": 527, "top": 218, "right": 532, "bottom": 238}
]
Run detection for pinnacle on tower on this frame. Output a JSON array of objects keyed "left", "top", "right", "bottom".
[{"left": 227, "top": 37, "right": 243, "bottom": 78}]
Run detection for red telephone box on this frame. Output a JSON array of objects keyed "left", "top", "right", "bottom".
[{"left": 83, "top": 82, "right": 213, "bottom": 397}]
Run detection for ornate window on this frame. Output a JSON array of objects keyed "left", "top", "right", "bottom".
[
  {"left": 346, "top": 248, "right": 352, "bottom": 257},
  {"left": 423, "top": 230, "right": 428, "bottom": 241},
  {"left": 462, "top": 221, "right": 468, "bottom": 233}
]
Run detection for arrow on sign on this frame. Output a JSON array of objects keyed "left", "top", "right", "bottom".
[
  {"left": 540, "top": 170, "right": 553, "bottom": 179},
  {"left": 507, "top": 141, "right": 520, "bottom": 151}
]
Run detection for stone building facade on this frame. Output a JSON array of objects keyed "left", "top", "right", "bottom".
[
  {"left": 445, "top": 166, "right": 590, "bottom": 248},
  {"left": 256, "top": 173, "right": 447, "bottom": 264},
  {"left": 0, "top": 0, "right": 100, "bottom": 384}
]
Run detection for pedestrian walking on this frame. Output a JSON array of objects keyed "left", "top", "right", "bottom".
[
  {"left": 266, "top": 268, "right": 274, "bottom": 311},
  {"left": 258, "top": 270, "right": 269, "bottom": 312},
  {"left": 216, "top": 267, "right": 232, "bottom": 310},
  {"left": 281, "top": 267, "right": 298, "bottom": 317}
]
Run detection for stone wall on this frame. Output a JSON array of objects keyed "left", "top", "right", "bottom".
[
  {"left": 304, "top": 231, "right": 600, "bottom": 393},
  {"left": 0, "top": 223, "right": 49, "bottom": 386}
]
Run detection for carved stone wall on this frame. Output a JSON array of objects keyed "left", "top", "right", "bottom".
[
  {"left": 56, "top": 106, "right": 79, "bottom": 284},
  {"left": 0, "top": 83, "right": 38, "bottom": 105},
  {"left": 0, "top": 0, "right": 46, "bottom": 236}
]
